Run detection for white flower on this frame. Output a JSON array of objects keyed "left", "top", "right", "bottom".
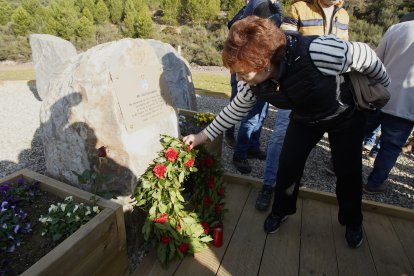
[
  {"left": 66, "top": 212, "right": 72, "bottom": 217},
  {"left": 60, "top": 203, "right": 67, "bottom": 212},
  {"left": 75, "top": 216, "right": 80, "bottom": 221},
  {"left": 48, "top": 204, "right": 58, "bottom": 213},
  {"left": 39, "top": 217, "right": 48, "bottom": 223},
  {"left": 65, "top": 196, "right": 73, "bottom": 201},
  {"left": 73, "top": 204, "right": 79, "bottom": 213},
  {"left": 92, "top": 206, "right": 99, "bottom": 213},
  {"left": 85, "top": 210, "right": 91, "bottom": 216}
]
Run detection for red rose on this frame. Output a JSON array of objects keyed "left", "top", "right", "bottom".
[
  {"left": 153, "top": 164, "right": 166, "bottom": 178},
  {"left": 215, "top": 203, "right": 222, "bottom": 214},
  {"left": 165, "top": 147, "right": 179, "bottom": 162},
  {"left": 97, "top": 146, "right": 107, "bottom": 158},
  {"left": 203, "top": 196, "right": 212, "bottom": 206},
  {"left": 206, "top": 156, "right": 214, "bottom": 168},
  {"left": 161, "top": 235, "right": 171, "bottom": 244},
  {"left": 207, "top": 177, "right": 215, "bottom": 189},
  {"left": 186, "top": 145, "right": 192, "bottom": 152},
  {"left": 201, "top": 222, "right": 210, "bottom": 235},
  {"left": 179, "top": 242, "right": 189, "bottom": 253},
  {"left": 184, "top": 158, "right": 194, "bottom": 167},
  {"left": 154, "top": 213, "right": 168, "bottom": 223},
  {"left": 218, "top": 187, "right": 225, "bottom": 197},
  {"left": 177, "top": 223, "right": 181, "bottom": 231}
]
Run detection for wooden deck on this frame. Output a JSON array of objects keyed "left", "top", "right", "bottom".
[{"left": 133, "top": 173, "right": 414, "bottom": 276}]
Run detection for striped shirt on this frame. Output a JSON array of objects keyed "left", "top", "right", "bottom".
[{"left": 203, "top": 35, "right": 390, "bottom": 140}]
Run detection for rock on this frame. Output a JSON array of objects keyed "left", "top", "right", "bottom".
[
  {"left": 40, "top": 38, "right": 179, "bottom": 197},
  {"left": 29, "top": 34, "right": 77, "bottom": 100},
  {"left": 147, "top": 39, "right": 197, "bottom": 110}
]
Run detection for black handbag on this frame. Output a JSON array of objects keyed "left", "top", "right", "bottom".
[{"left": 349, "top": 71, "right": 391, "bottom": 112}]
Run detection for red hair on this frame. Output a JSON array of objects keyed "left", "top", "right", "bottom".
[{"left": 222, "top": 16, "right": 286, "bottom": 73}]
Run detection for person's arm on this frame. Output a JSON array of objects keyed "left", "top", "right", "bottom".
[
  {"left": 280, "top": 4, "right": 300, "bottom": 32},
  {"left": 183, "top": 81, "right": 257, "bottom": 148},
  {"left": 308, "top": 34, "right": 390, "bottom": 87}
]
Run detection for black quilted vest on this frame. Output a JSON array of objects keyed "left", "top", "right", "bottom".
[{"left": 253, "top": 32, "right": 355, "bottom": 125}]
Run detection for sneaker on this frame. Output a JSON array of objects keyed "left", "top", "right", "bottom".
[
  {"left": 325, "top": 160, "right": 335, "bottom": 176},
  {"left": 255, "top": 185, "right": 274, "bottom": 211},
  {"left": 247, "top": 149, "right": 267, "bottom": 160},
  {"left": 232, "top": 157, "right": 252, "bottom": 174},
  {"left": 224, "top": 133, "right": 237, "bottom": 149},
  {"left": 364, "top": 183, "right": 386, "bottom": 194},
  {"left": 264, "top": 213, "right": 288, "bottom": 234},
  {"left": 345, "top": 224, "right": 363, "bottom": 248}
]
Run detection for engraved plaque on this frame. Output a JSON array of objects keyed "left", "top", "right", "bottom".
[{"left": 110, "top": 65, "right": 173, "bottom": 133}]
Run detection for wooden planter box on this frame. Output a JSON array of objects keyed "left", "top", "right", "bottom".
[
  {"left": 178, "top": 108, "right": 223, "bottom": 158},
  {"left": 1, "top": 169, "right": 128, "bottom": 276}
]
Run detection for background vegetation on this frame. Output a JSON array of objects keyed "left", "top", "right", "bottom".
[{"left": 1, "top": 0, "right": 413, "bottom": 65}]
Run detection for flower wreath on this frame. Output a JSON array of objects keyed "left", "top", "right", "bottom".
[{"left": 134, "top": 135, "right": 226, "bottom": 265}]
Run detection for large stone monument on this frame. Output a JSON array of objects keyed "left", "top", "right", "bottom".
[
  {"left": 29, "top": 34, "right": 77, "bottom": 100},
  {"left": 36, "top": 38, "right": 189, "bottom": 206}
]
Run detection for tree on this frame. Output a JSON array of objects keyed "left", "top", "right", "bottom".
[
  {"left": 136, "top": 5, "right": 153, "bottom": 38},
  {"left": 22, "top": 0, "right": 47, "bottom": 32},
  {"left": 95, "top": 0, "right": 109, "bottom": 24},
  {"left": 123, "top": 11, "right": 136, "bottom": 37},
  {"left": 75, "top": 15, "right": 95, "bottom": 39},
  {"left": 45, "top": 0, "right": 78, "bottom": 40},
  {"left": 186, "top": 0, "right": 220, "bottom": 23},
  {"left": 108, "top": 0, "right": 123, "bottom": 23},
  {"left": 11, "top": 6, "right": 34, "bottom": 36},
  {"left": 161, "top": 0, "right": 180, "bottom": 25},
  {"left": 83, "top": 0, "right": 96, "bottom": 19},
  {"left": 227, "top": 0, "right": 244, "bottom": 20},
  {"left": 83, "top": 7, "right": 94, "bottom": 22},
  {"left": 0, "top": 0, "right": 13, "bottom": 25}
]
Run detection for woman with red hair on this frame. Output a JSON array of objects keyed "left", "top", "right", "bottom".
[{"left": 183, "top": 16, "right": 390, "bottom": 248}]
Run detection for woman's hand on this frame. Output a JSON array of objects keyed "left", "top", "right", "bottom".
[{"left": 183, "top": 131, "right": 209, "bottom": 150}]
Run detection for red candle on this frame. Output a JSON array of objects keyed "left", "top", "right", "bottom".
[{"left": 213, "top": 226, "right": 223, "bottom": 247}]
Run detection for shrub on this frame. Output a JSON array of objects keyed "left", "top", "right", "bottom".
[
  {"left": 0, "top": 1, "right": 13, "bottom": 25},
  {"left": 11, "top": 6, "right": 34, "bottom": 36},
  {"left": 108, "top": 0, "right": 123, "bottom": 24},
  {"left": 161, "top": 0, "right": 181, "bottom": 25},
  {"left": 45, "top": 0, "right": 78, "bottom": 41},
  {"left": 95, "top": 0, "right": 109, "bottom": 25},
  {"left": 185, "top": 0, "right": 221, "bottom": 23}
]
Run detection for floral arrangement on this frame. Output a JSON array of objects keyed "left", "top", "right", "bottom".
[
  {"left": 39, "top": 196, "right": 100, "bottom": 241},
  {"left": 134, "top": 135, "right": 225, "bottom": 265},
  {"left": 194, "top": 112, "right": 215, "bottom": 126},
  {"left": 0, "top": 178, "right": 39, "bottom": 253}
]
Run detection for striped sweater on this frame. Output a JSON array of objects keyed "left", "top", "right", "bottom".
[{"left": 203, "top": 35, "right": 390, "bottom": 140}]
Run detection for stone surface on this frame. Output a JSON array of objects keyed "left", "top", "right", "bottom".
[
  {"left": 40, "top": 38, "right": 179, "bottom": 198},
  {"left": 29, "top": 34, "right": 77, "bottom": 100},
  {"left": 147, "top": 39, "right": 197, "bottom": 110}
]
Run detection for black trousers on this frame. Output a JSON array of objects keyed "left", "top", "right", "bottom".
[{"left": 272, "top": 110, "right": 366, "bottom": 227}]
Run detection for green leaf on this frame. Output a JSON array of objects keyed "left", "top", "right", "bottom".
[
  {"left": 157, "top": 244, "right": 168, "bottom": 265},
  {"left": 179, "top": 171, "right": 185, "bottom": 183},
  {"left": 176, "top": 193, "right": 185, "bottom": 202},
  {"left": 149, "top": 206, "right": 156, "bottom": 216},
  {"left": 136, "top": 199, "right": 146, "bottom": 206},
  {"left": 200, "top": 236, "right": 213, "bottom": 242},
  {"left": 154, "top": 223, "right": 168, "bottom": 230},
  {"left": 158, "top": 203, "right": 167, "bottom": 213}
]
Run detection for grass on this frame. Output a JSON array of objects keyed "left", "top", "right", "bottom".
[
  {"left": 0, "top": 69, "right": 35, "bottom": 81},
  {"left": 192, "top": 73, "right": 231, "bottom": 98},
  {"left": 0, "top": 68, "right": 231, "bottom": 98}
]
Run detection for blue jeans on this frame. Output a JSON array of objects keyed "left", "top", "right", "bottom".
[
  {"left": 227, "top": 74, "right": 269, "bottom": 159},
  {"left": 364, "top": 124, "right": 381, "bottom": 154},
  {"left": 263, "top": 109, "right": 291, "bottom": 187},
  {"left": 233, "top": 99, "right": 269, "bottom": 159},
  {"left": 366, "top": 111, "right": 414, "bottom": 187}
]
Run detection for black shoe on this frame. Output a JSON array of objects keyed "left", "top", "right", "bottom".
[
  {"left": 255, "top": 185, "right": 274, "bottom": 211},
  {"left": 232, "top": 157, "right": 252, "bottom": 174},
  {"left": 224, "top": 133, "right": 237, "bottom": 149},
  {"left": 247, "top": 149, "right": 267, "bottom": 160},
  {"left": 264, "top": 213, "right": 288, "bottom": 234},
  {"left": 345, "top": 224, "right": 363, "bottom": 248}
]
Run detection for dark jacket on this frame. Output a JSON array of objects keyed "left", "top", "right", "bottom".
[{"left": 251, "top": 32, "right": 355, "bottom": 125}]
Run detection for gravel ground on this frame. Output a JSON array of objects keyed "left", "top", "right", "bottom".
[{"left": 0, "top": 79, "right": 413, "bottom": 211}]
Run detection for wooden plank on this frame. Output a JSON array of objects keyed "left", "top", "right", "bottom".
[
  {"left": 300, "top": 199, "right": 338, "bottom": 275},
  {"left": 259, "top": 199, "right": 302, "bottom": 276},
  {"left": 175, "top": 182, "right": 251, "bottom": 275},
  {"left": 363, "top": 212, "right": 414, "bottom": 275},
  {"left": 217, "top": 188, "right": 267, "bottom": 276},
  {"left": 390, "top": 217, "right": 414, "bottom": 268},
  {"left": 131, "top": 249, "right": 181, "bottom": 276},
  {"left": 330, "top": 205, "right": 376, "bottom": 276}
]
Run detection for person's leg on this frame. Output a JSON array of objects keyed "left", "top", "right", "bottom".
[
  {"left": 224, "top": 74, "right": 238, "bottom": 148},
  {"left": 366, "top": 113, "right": 414, "bottom": 192},
  {"left": 247, "top": 100, "right": 269, "bottom": 157},
  {"left": 328, "top": 110, "right": 366, "bottom": 248},
  {"left": 233, "top": 100, "right": 268, "bottom": 173},
  {"left": 256, "top": 109, "right": 291, "bottom": 211},
  {"left": 363, "top": 111, "right": 381, "bottom": 151},
  {"left": 269, "top": 120, "right": 323, "bottom": 219}
]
